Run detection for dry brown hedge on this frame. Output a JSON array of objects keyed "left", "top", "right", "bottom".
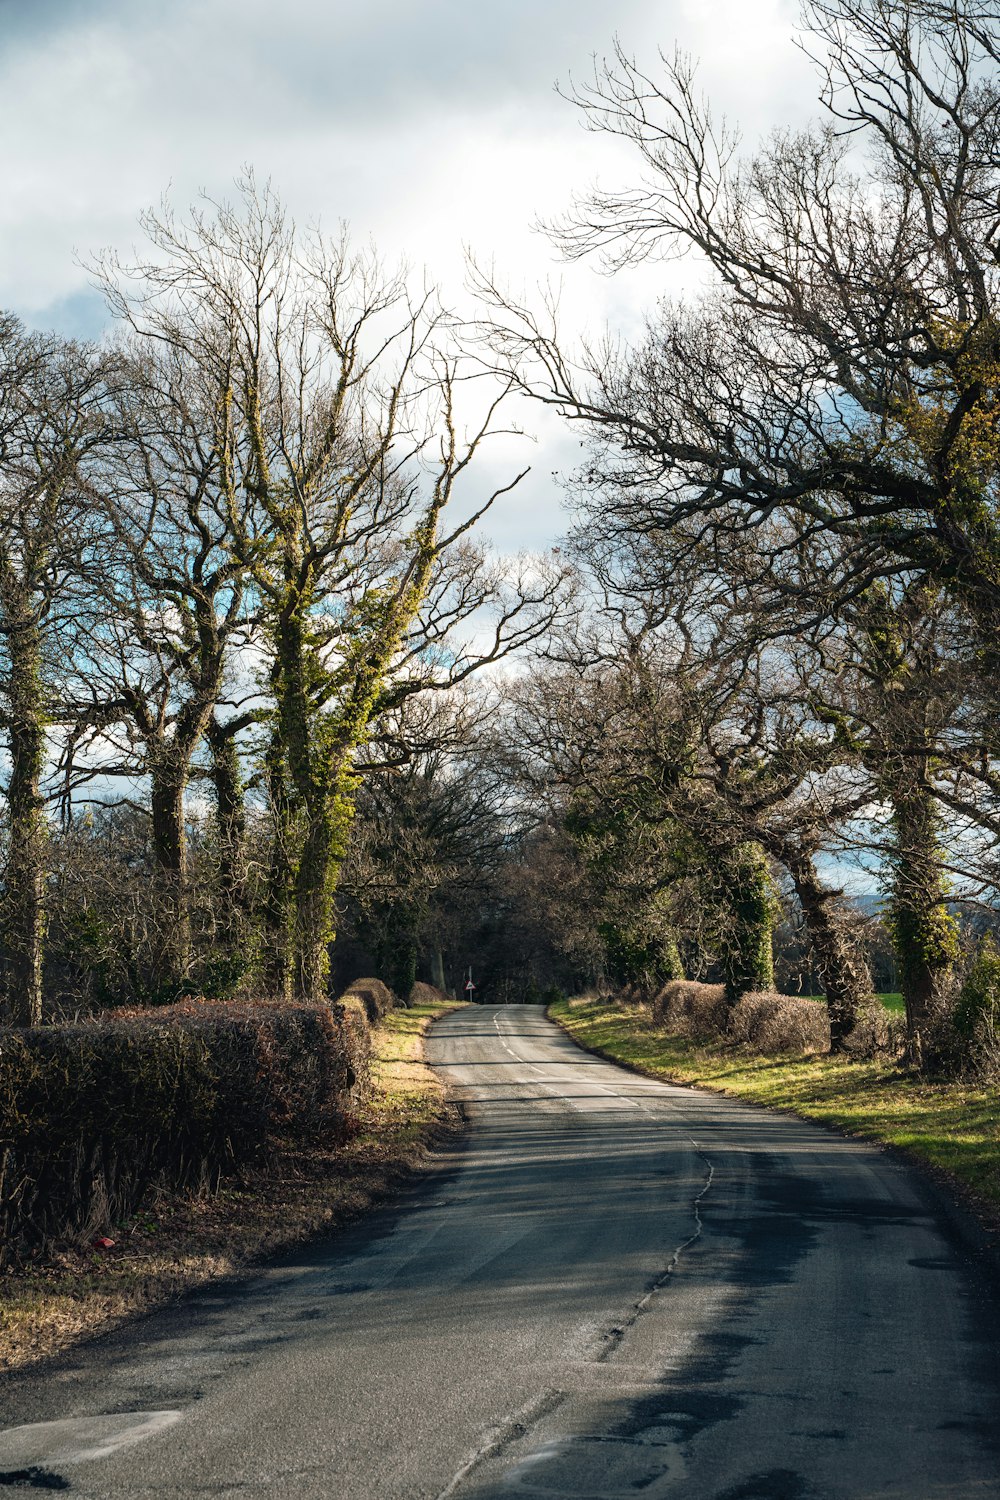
[
  {"left": 728, "top": 990, "right": 831, "bottom": 1054},
  {"left": 0, "top": 998, "right": 369, "bottom": 1267},
  {"left": 339, "top": 977, "right": 401, "bottom": 1023},
  {"left": 651, "top": 980, "right": 830, "bottom": 1054},
  {"left": 409, "top": 981, "right": 453, "bottom": 1006},
  {"left": 652, "top": 980, "right": 729, "bottom": 1036}
]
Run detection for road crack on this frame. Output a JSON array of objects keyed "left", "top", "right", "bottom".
[
  {"left": 433, "top": 1388, "right": 566, "bottom": 1499},
  {"left": 598, "top": 1143, "right": 715, "bottom": 1359}
]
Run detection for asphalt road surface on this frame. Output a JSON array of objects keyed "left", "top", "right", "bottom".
[{"left": 2, "top": 1004, "right": 998, "bottom": 1499}]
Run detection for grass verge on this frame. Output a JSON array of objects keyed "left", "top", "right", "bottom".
[
  {"left": 550, "top": 994, "right": 1000, "bottom": 1232},
  {"left": 801, "top": 991, "right": 904, "bottom": 1013},
  {"left": 0, "top": 1000, "right": 464, "bottom": 1374}
]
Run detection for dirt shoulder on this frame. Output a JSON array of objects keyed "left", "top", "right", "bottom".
[
  {"left": 0, "top": 1000, "right": 465, "bottom": 1374},
  {"left": 550, "top": 994, "right": 1000, "bottom": 1243}
]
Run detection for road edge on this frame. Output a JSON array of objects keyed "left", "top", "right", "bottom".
[
  {"left": 547, "top": 999, "right": 1000, "bottom": 1281},
  {"left": 0, "top": 1002, "right": 469, "bottom": 1377}
]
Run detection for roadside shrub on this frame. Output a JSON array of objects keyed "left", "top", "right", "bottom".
[
  {"left": 844, "top": 1000, "right": 907, "bottom": 1060},
  {"left": 952, "top": 937, "right": 1000, "bottom": 1076},
  {"left": 0, "top": 999, "right": 370, "bottom": 1266},
  {"left": 652, "top": 981, "right": 830, "bottom": 1055},
  {"left": 728, "top": 991, "right": 830, "bottom": 1054},
  {"left": 409, "top": 981, "right": 453, "bottom": 1006},
  {"left": 652, "top": 980, "right": 729, "bottom": 1038},
  {"left": 338, "top": 976, "right": 401, "bottom": 1023}
]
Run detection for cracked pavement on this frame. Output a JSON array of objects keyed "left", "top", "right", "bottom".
[{"left": 1, "top": 1004, "right": 998, "bottom": 1498}]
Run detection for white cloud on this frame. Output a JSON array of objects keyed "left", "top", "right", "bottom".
[{"left": 2, "top": 0, "right": 823, "bottom": 545}]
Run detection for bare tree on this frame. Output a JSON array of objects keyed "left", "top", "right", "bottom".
[
  {"left": 71, "top": 340, "right": 256, "bottom": 990},
  {"left": 472, "top": 0, "right": 1000, "bottom": 1051},
  {"left": 96, "top": 177, "right": 563, "bottom": 1003},
  {"left": 0, "top": 320, "right": 110, "bottom": 1023},
  {"left": 509, "top": 579, "right": 879, "bottom": 1043},
  {"left": 573, "top": 518, "right": 978, "bottom": 1048},
  {"left": 474, "top": 1, "right": 1000, "bottom": 649}
]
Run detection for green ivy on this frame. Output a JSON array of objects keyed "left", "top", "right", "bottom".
[{"left": 954, "top": 935, "right": 1000, "bottom": 1041}]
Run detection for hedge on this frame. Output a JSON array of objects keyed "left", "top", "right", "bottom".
[
  {"left": 338, "top": 977, "right": 402, "bottom": 1024},
  {"left": 0, "top": 999, "right": 370, "bottom": 1267},
  {"left": 652, "top": 980, "right": 729, "bottom": 1035},
  {"left": 651, "top": 980, "right": 830, "bottom": 1053},
  {"left": 728, "top": 990, "right": 830, "bottom": 1053},
  {"left": 409, "top": 981, "right": 453, "bottom": 1006}
]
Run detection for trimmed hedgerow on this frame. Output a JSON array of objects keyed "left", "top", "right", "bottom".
[
  {"left": 728, "top": 990, "right": 830, "bottom": 1055},
  {"left": 652, "top": 980, "right": 729, "bottom": 1037},
  {"left": 0, "top": 999, "right": 370, "bottom": 1267},
  {"left": 409, "top": 981, "right": 453, "bottom": 1007},
  {"left": 651, "top": 980, "right": 830, "bottom": 1054},
  {"left": 339, "top": 977, "right": 402, "bottom": 1024}
]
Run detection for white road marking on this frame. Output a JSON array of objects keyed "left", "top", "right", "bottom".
[
  {"left": 491, "top": 1010, "right": 642, "bottom": 1110},
  {"left": 0, "top": 1410, "right": 182, "bottom": 1467}
]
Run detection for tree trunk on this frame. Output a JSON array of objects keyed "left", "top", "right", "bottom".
[
  {"left": 431, "top": 947, "right": 447, "bottom": 994},
  {"left": 3, "top": 615, "right": 46, "bottom": 1025},
  {"left": 269, "top": 559, "right": 434, "bottom": 1002},
  {"left": 886, "top": 777, "right": 958, "bottom": 1061},
  {"left": 269, "top": 605, "right": 361, "bottom": 1005},
  {"left": 390, "top": 932, "right": 418, "bottom": 1003},
  {"left": 858, "top": 589, "right": 958, "bottom": 1061},
  {"left": 261, "top": 725, "right": 293, "bottom": 1001},
  {"left": 148, "top": 754, "right": 190, "bottom": 993},
  {"left": 780, "top": 846, "right": 873, "bottom": 1051},
  {"left": 206, "top": 716, "right": 247, "bottom": 960},
  {"left": 293, "top": 809, "right": 334, "bottom": 1003},
  {"left": 716, "top": 842, "right": 775, "bottom": 1005},
  {"left": 291, "top": 760, "right": 355, "bottom": 1004},
  {"left": 269, "top": 609, "right": 318, "bottom": 1000},
  {"left": 660, "top": 930, "right": 685, "bottom": 983}
]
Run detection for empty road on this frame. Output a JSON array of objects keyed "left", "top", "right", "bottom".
[{"left": 1, "top": 1004, "right": 998, "bottom": 1498}]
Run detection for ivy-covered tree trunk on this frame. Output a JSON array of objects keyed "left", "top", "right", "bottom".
[
  {"left": 853, "top": 586, "right": 959, "bottom": 1059},
  {"left": 267, "top": 551, "right": 440, "bottom": 1004},
  {"left": 207, "top": 715, "right": 247, "bottom": 964},
  {"left": 386, "top": 924, "right": 418, "bottom": 1003},
  {"left": 148, "top": 752, "right": 191, "bottom": 993},
  {"left": 780, "top": 846, "right": 873, "bottom": 1051},
  {"left": 264, "top": 606, "right": 351, "bottom": 1004},
  {"left": 261, "top": 722, "right": 294, "bottom": 1001},
  {"left": 292, "top": 756, "right": 357, "bottom": 1004},
  {"left": 599, "top": 917, "right": 684, "bottom": 993},
  {"left": 658, "top": 930, "right": 684, "bottom": 984},
  {"left": 716, "top": 842, "right": 775, "bottom": 1005},
  {"left": 269, "top": 606, "right": 323, "bottom": 1002},
  {"left": 3, "top": 611, "right": 46, "bottom": 1025},
  {"left": 886, "top": 776, "right": 958, "bottom": 1059}
]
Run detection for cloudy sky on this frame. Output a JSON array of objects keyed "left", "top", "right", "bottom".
[{"left": 1, "top": 0, "right": 818, "bottom": 551}]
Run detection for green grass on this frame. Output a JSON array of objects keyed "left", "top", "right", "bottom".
[
  {"left": 800, "top": 991, "right": 905, "bottom": 1013},
  {"left": 549, "top": 995, "right": 1000, "bottom": 1220},
  {"left": 366, "top": 1000, "right": 465, "bottom": 1145}
]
